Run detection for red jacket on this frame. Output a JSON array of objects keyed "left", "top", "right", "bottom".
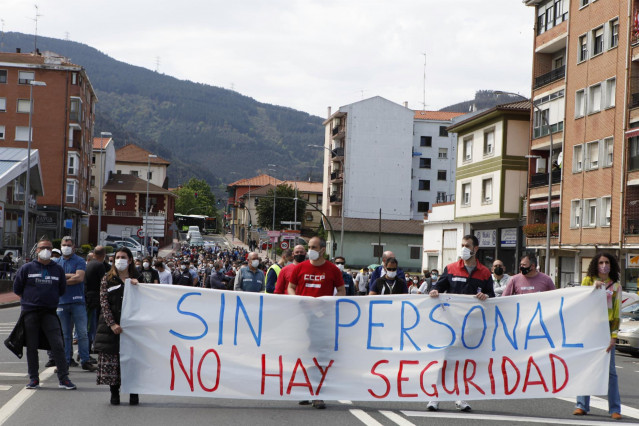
[{"left": 431, "top": 258, "right": 495, "bottom": 297}]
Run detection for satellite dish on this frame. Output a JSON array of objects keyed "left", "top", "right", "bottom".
[{"left": 557, "top": 152, "right": 563, "bottom": 166}]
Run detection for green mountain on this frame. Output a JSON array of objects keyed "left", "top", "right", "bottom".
[{"left": 2, "top": 32, "right": 325, "bottom": 197}]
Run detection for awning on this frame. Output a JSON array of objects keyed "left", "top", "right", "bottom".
[
  {"left": 626, "top": 128, "right": 639, "bottom": 138},
  {"left": 529, "top": 200, "right": 560, "bottom": 210}
]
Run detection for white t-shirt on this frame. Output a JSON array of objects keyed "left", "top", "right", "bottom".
[{"left": 158, "top": 269, "right": 173, "bottom": 284}]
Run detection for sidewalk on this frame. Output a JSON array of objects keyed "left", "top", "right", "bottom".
[{"left": 0, "top": 290, "right": 20, "bottom": 309}]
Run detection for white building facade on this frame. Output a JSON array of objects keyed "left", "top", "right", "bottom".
[{"left": 422, "top": 202, "right": 470, "bottom": 273}]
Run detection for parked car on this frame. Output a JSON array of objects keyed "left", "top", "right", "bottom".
[
  {"left": 617, "top": 301, "right": 639, "bottom": 356},
  {"left": 189, "top": 237, "right": 205, "bottom": 247},
  {"left": 103, "top": 235, "right": 144, "bottom": 250},
  {"left": 106, "top": 240, "right": 142, "bottom": 258}
]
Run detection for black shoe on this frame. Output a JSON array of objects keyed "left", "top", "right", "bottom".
[
  {"left": 312, "top": 400, "right": 326, "bottom": 409},
  {"left": 130, "top": 394, "right": 139, "bottom": 405},
  {"left": 44, "top": 360, "right": 55, "bottom": 368},
  {"left": 110, "top": 386, "right": 120, "bottom": 405},
  {"left": 298, "top": 400, "right": 312, "bottom": 405},
  {"left": 81, "top": 362, "right": 97, "bottom": 372},
  {"left": 68, "top": 359, "right": 79, "bottom": 368}
]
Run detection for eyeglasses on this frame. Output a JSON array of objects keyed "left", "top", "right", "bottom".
[
  {"left": 386, "top": 267, "right": 398, "bottom": 271},
  {"left": 335, "top": 262, "right": 345, "bottom": 265}
]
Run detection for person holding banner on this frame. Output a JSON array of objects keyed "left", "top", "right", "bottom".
[
  {"left": 94, "top": 247, "right": 145, "bottom": 406},
  {"left": 428, "top": 234, "right": 494, "bottom": 412},
  {"left": 573, "top": 253, "right": 622, "bottom": 420}
]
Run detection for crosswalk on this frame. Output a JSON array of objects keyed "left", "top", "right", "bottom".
[{"left": 0, "top": 323, "right": 14, "bottom": 336}]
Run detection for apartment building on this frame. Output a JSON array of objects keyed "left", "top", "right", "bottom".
[
  {"left": 524, "top": 0, "right": 637, "bottom": 286},
  {"left": 89, "top": 136, "right": 116, "bottom": 212},
  {"left": 0, "top": 50, "right": 96, "bottom": 245},
  {"left": 448, "top": 101, "right": 531, "bottom": 274}
]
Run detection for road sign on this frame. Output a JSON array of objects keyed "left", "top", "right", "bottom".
[
  {"left": 267, "top": 231, "right": 281, "bottom": 237},
  {"left": 137, "top": 228, "right": 144, "bottom": 238},
  {"left": 280, "top": 221, "right": 302, "bottom": 225},
  {"left": 280, "top": 241, "right": 289, "bottom": 250}
]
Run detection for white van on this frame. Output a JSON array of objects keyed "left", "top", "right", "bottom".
[{"left": 186, "top": 226, "right": 200, "bottom": 240}]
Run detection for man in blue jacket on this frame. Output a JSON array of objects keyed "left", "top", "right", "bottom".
[
  {"left": 13, "top": 237, "right": 76, "bottom": 390},
  {"left": 367, "top": 251, "right": 405, "bottom": 294}
]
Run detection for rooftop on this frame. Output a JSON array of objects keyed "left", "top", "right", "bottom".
[
  {"left": 413, "top": 110, "right": 466, "bottom": 121},
  {"left": 92, "top": 137, "right": 113, "bottom": 150},
  {"left": 324, "top": 216, "right": 423, "bottom": 236},
  {"left": 102, "top": 173, "right": 175, "bottom": 195},
  {"left": 115, "top": 144, "right": 170, "bottom": 165},
  {"left": 228, "top": 174, "right": 282, "bottom": 188}
]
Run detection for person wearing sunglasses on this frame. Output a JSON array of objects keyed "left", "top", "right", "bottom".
[{"left": 369, "top": 257, "right": 407, "bottom": 295}]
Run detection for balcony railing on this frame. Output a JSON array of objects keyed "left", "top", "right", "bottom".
[
  {"left": 332, "top": 147, "right": 344, "bottom": 157},
  {"left": 625, "top": 219, "right": 639, "bottom": 235},
  {"left": 534, "top": 66, "right": 565, "bottom": 89},
  {"left": 330, "top": 171, "right": 343, "bottom": 180},
  {"left": 533, "top": 121, "right": 563, "bottom": 139},
  {"left": 529, "top": 169, "right": 562, "bottom": 188},
  {"left": 630, "top": 93, "right": 639, "bottom": 109},
  {"left": 329, "top": 193, "right": 342, "bottom": 203},
  {"left": 332, "top": 126, "right": 340, "bottom": 136}
]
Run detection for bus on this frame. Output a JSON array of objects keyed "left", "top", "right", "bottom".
[{"left": 174, "top": 214, "right": 218, "bottom": 234}]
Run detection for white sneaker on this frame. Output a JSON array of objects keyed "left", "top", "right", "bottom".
[
  {"left": 455, "top": 400, "right": 471, "bottom": 412},
  {"left": 426, "top": 401, "right": 439, "bottom": 411}
]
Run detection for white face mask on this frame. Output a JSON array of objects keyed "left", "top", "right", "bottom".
[
  {"left": 38, "top": 249, "right": 51, "bottom": 261},
  {"left": 308, "top": 250, "right": 320, "bottom": 261},
  {"left": 143, "top": 262, "right": 150, "bottom": 269},
  {"left": 180, "top": 265, "right": 187, "bottom": 271},
  {"left": 61, "top": 246, "right": 73, "bottom": 256},
  {"left": 461, "top": 247, "right": 474, "bottom": 261},
  {"left": 386, "top": 271, "right": 397, "bottom": 279},
  {"left": 251, "top": 259, "right": 260, "bottom": 268},
  {"left": 336, "top": 264, "right": 344, "bottom": 272},
  {"left": 115, "top": 259, "right": 129, "bottom": 271}
]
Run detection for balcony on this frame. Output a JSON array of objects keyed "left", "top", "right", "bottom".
[
  {"left": 329, "top": 193, "right": 342, "bottom": 204},
  {"left": 332, "top": 126, "right": 345, "bottom": 140},
  {"left": 330, "top": 171, "right": 343, "bottom": 182},
  {"left": 529, "top": 169, "right": 562, "bottom": 188},
  {"left": 534, "top": 66, "right": 565, "bottom": 89},
  {"left": 630, "top": 93, "right": 639, "bottom": 109}
]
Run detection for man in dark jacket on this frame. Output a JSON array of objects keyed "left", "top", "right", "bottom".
[
  {"left": 172, "top": 260, "right": 193, "bottom": 286},
  {"left": 206, "top": 261, "right": 229, "bottom": 290},
  {"left": 84, "top": 246, "right": 109, "bottom": 355},
  {"left": 367, "top": 251, "right": 406, "bottom": 294},
  {"left": 13, "top": 238, "right": 76, "bottom": 390},
  {"left": 427, "top": 234, "right": 494, "bottom": 413}
]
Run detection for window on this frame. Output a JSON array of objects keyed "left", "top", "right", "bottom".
[
  {"left": 419, "top": 180, "right": 430, "bottom": 190},
  {"left": 66, "top": 180, "right": 77, "bottom": 203},
  {"left": 0, "top": 97, "right": 5, "bottom": 112},
  {"left": 90, "top": 176, "right": 95, "bottom": 187},
  {"left": 306, "top": 213, "right": 313, "bottom": 221},
  {"left": 71, "top": 72, "right": 78, "bottom": 85},
  {"left": 18, "top": 71, "right": 34, "bottom": 85},
  {"left": 437, "top": 170, "right": 447, "bottom": 181},
  {"left": 610, "top": 18, "right": 619, "bottom": 49},
  {"left": 0, "top": 125, "right": 4, "bottom": 140},
  {"left": 604, "top": 78, "right": 615, "bottom": 108},
  {"left": 116, "top": 195, "right": 127, "bottom": 206},
  {"left": 147, "top": 171, "right": 153, "bottom": 180},
  {"left": 483, "top": 130, "right": 494, "bottom": 155},
  {"left": 438, "top": 148, "right": 448, "bottom": 159},
  {"left": 69, "top": 98, "right": 82, "bottom": 122},
  {"left": 601, "top": 196, "right": 611, "bottom": 227},
  {"left": 0, "top": 70, "right": 6, "bottom": 84},
  {"left": 585, "top": 141, "right": 599, "bottom": 170},
  {"left": 575, "top": 90, "right": 585, "bottom": 118},
  {"left": 67, "top": 154, "right": 79, "bottom": 175},
  {"left": 584, "top": 198, "right": 597, "bottom": 227},
  {"left": 603, "top": 137, "right": 613, "bottom": 167},
  {"left": 420, "top": 136, "right": 432, "bottom": 147},
  {"left": 580, "top": 0, "right": 588, "bottom": 7},
  {"left": 92, "top": 155, "right": 96, "bottom": 165},
  {"left": 588, "top": 84, "right": 601, "bottom": 113},
  {"left": 553, "top": 56, "right": 564, "bottom": 69},
  {"left": 417, "top": 202, "right": 430, "bottom": 212},
  {"left": 439, "top": 126, "right": 448, "bottom": 137},
  {"left": 373, "top": 244, "right": 384, "bottom": 258},
  {"left": 410, "top": 246, "right": 421, "bottom": 260},
  {"left": 573, "top": 145, "right": 583, "bottom": 172},
  {"left": 436, "top": 191, "right": 447, "bottom": 203},
  {"left": 570, "top": 200, "right": 581, "bottom": 228},
  {"left": 131, "top": 171, "right": 139, "bottom": 177},
  {"left": 419, "top": 158, "right": 431, "bottom": 169},
  {"left": 17, "top": 99, "right": 30, "bottom": 114},
  {"left": 482, "top": 178, "right": 493, "bottom": 203},
  {"left": 630, "top": 137, "right": 639, "bottom": 171},
  {"left": 462, "top": 183, "right": 471, "bottom": 206},
  {"left": 15, "top": 126, "right": 31, "bottom": 142},
  {"left": 592, "top": 27, "right": 604, "bottom": 56},
  {"left": 579, "top": 35, "right": 588, "bottom": 62},
  {"left": 463, "top": 138, "right": 473, "bottom": 161}
]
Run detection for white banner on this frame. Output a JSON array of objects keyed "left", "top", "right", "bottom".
[{"left": 120, "top": 286, "right": 610, "bottom": 401}]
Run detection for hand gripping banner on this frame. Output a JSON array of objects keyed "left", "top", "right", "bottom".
[{"left": 120, "top": 285, "right": 610, "bottom": 401}]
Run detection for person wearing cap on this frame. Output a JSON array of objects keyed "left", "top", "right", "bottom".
[{"left": 51, "top": 249, "right": 62, "bottom": 260}]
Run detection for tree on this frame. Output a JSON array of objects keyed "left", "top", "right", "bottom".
[
  {"left": 255, "top": 184, "right": 306, "bottom": 230},
  {"left": 175, "top": 178, "right": 217, "bottom": 216}
]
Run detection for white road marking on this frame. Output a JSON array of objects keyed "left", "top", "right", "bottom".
[
  {"left": 0, "top": 373, "right": 25, "bottom": 377},
  {"left": 0, "top": 367, "right": 55, "bottom": 425},
  {"left": 349, "top": 409, "right": 384, "bottom": 426},
  {"left": 339, "top": 400, "right": 353, "bottom": 404},
  {"left": 616, "top": 366, "right": 623, "bottom": 368},
  {"left": 0, "top": 387, "right": 10, "bottom": 391},
  {"left": 402, "top": 410, "right": 639, "bottom": 425},
  {"left": 379, "top": 410, "right": 416, "bottom": 426},
  {"left": 557, "top": 396, "right": 639, "bottom": 419}
]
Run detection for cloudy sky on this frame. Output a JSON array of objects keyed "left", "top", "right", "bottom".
[{"left": 3, "top": 0, "right": 534, "bottom": 117}]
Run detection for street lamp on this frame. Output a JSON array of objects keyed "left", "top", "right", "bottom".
[
  {"left": 22, "top": 80, "right": 46, "bottom": 262},
  {"left": 495, "top": 91, "right": 554, "bottom": 277},
  {"left": 97, "top": 131, "right": 112, "bottom": 245},
  {"left": 309, "top": 144, "right": 344, "bottom": 257},
  {"left": 268, "top": 166, "right": 278, "bottom": 260},
  {"left": 145, "top": 154, "right": 158, "bottom": 256}
]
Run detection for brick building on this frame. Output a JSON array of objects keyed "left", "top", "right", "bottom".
[
  {"left": 524, "top": 0, "right": 639, "bottom": 287},
  {"left": 0, "top": 50, "right": 96, "bottom": 244}
]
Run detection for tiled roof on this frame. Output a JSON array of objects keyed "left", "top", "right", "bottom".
[
  {"left": 447, "top": 100, "right": 531, "bottom": 133},
  {"left": 413, "top": 110, "right": 466, "bottom": 121},
  {"left": 228, "top": 174, "right": 282, "bottom": 187},
  {"left": 324, "top": 217, "right": 423, "bottom": 235},
  {"left": 92, "top": 137, "right": 112, "bottom": 150},
  {"left": 282, "top": 181, "right": 323, "bottom": 193},
  {"left": 102, "top": 173, "right": 175, "bottom": 195},
  {"left": 115, "top": 144, "right": 170, "bottom": 165}
]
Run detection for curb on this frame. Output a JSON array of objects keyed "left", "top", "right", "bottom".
[{"left": 0, "top": 301, "right": 20, "bottom": 309}]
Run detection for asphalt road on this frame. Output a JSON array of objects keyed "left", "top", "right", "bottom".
[{"left": 0, "top": 303, "right": 638, "bottom": 426}]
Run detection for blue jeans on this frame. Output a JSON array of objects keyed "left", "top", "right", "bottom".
[
  {"left": 576, "top": 349, "right": 621, "bottom": 414},
  {"left": 57, "top": 303, "right": 90, "bottom": 364}
]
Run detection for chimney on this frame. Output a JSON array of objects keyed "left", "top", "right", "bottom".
[
  {"left": 404, "top": 101, "right": 408, "bottom": 108},
  {"left": 16, "top": 48, "right": 21, "bottom": 53},
  {"left": 36, "top": 48, "right": 41, "bottom": 55},
  {"left": 327, "top": 106, "right": 332, "bottom": 118}
]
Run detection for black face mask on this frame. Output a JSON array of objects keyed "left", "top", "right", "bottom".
[
  {"left": 494, "top": 266, "right": 504, "bottom": 276},
  {"left": 520, "top": 266, "right": 531, "bottom": 275},
  {"left": 294, "top": 254, "right": 306, "bottom": 263}
]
